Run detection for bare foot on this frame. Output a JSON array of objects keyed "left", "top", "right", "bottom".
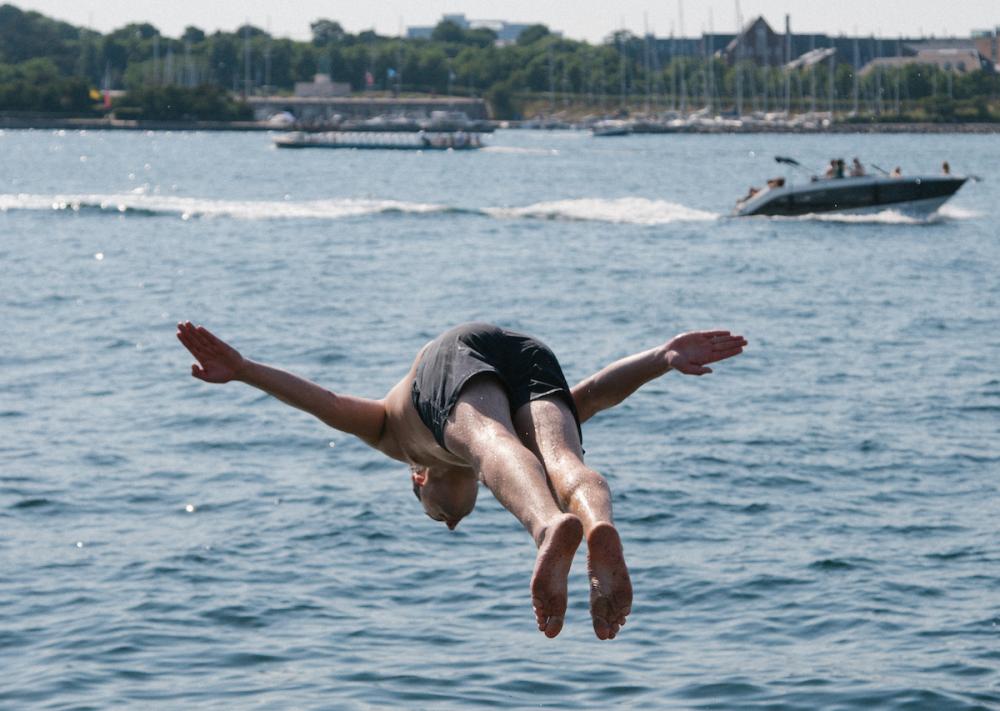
[
  {"left": 530, "top": 514, "right": 583, "bottom": 638},
  {"left": 587, "top": 523, "right": 632, "bottom": 640}
]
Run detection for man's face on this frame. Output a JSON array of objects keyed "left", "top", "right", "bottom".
[{"left": 411, "top": 466, "right": 478, "bottom": 530}]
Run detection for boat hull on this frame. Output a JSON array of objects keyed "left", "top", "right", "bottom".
[
  {"left": 734, "top": 176, "right": 967, "bottom": 217},
  {"left": 273, "top": 131, "right": 482, "bottom": 150}
]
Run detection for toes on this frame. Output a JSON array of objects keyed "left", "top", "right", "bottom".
[
  {"left": 591, "top": 595, "right": 631, "bottom": 640},
  {"left": 535, "top": 611, "right": 564, "bottom": 637},
  {"left": 533, "top": 599, "right": 566, "bottom": 638},
  {"left": 592, "top": 617, "right": 621, "bottom": 640}
]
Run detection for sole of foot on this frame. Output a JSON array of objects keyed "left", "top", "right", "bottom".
[
  {"left": 587, "top": 522, "right": 632, "bottom": 640},
  {"left": 530, "top": 514, "right": 584, "bottom": 638}
]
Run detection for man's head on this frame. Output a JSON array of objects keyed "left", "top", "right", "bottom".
[{"left": 411, "top": 465, "right": 478, "bottom": 530}]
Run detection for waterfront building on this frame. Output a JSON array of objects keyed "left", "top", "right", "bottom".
[
  {"left": 971, "top": 28, "right": 1000, "bottom": 70},
  {"left": 860, "top": 47, "right": 993, "bottom": 76},
  {"left": 653, "top": 15, "right": 994, "bottom": 74},
  {"left": 293, "top": 74, "right": 351, "bottom": 98},
  {"left": 406, "top": 13, "right": 548, "bottom": 44}
]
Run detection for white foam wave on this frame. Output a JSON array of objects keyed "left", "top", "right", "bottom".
[
  {"left": 0, "top": 193, "right": 446, "bottom": 220},
  {"left": 485, "top": 197, "right": 719, "bottom": 225},
  {"left": 774, "top": 201, "right": 982, "bottom": 225},
  {"left": 936, "top": 204, "right": 981, "bottom": 220},
  {"left": 802, "top": 209, "right": 930, "bottom": 225},
  {"left": 0, "top": 192, "right": 720, "bottom": 225}
]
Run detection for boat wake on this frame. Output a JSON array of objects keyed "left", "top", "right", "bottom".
[
  {"left": 0, "top": 193, "right": 719, "bottom": 225},
  {"left": 486, "top": 197, "right": 718, "bottom": 224},
  {"left": 777, "top": 204, "right": 980, "bottom": 225},
  {"left": 0, "top": 193, "right": 447, "bottom": 220}
]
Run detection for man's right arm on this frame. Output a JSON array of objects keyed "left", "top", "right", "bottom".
[{"left": 570, "top": 330, "right": 747, "bottom": 423}]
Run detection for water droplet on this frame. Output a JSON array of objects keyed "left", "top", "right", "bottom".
[
  {"left": 75, "top": 541, "right": 84, "bottom": 548},
  {"left": 79, "top": 155, "right": 88, "bottom": 162},
  {"left": 185, "top": 503, "right": 196, "bottom": 513},
  {"left": 328, "top": 441, "right": 336, "bottom": 448},
  {"left": 94, "top": 252, "right": 104, "bottom": 261}
]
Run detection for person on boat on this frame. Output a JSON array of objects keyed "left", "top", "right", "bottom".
[
  {"left": 850, "top": 158, "right": 866, "bottom": 177},
  {"left": 942, "top": 161, "right": 951, "bottom": 175},
  {"left": 176, "top": 321, "right": 747, "bottom": 640},
  {"left": 740, "top": 185, "right": 761, "bottom": 202},
  {"left": 766, "top": 177, "right": 785, "bottom": 189},
  {"left": 824, "top": 159, "right": 837, "bottom": 178},
  {"left": 891, "top": 166, "right": 903, "bottom": 177}
]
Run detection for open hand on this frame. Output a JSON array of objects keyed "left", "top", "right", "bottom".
[
  {"left": 665, "top": 331, "right": 747, "bottom": 376},
  {"left": 176, "top": 321, "right": 246, "bottom": 383}
]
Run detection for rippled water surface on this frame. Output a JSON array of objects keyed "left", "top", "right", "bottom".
[{"left": 2, "top": 128, "right": 999, "bottom": 709}]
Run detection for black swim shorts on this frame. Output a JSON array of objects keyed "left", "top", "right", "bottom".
[{"left": 411, "top": 322, "right": 582, "bottom": 450}]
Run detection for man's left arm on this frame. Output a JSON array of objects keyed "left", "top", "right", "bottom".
[{"left": 570, "top": 330, "right": 747, "bottom": 423}]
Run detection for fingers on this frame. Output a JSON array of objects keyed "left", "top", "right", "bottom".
[
  {"left": 177, "top": 321, "right": 227, "bottom": 361},
  {"left": 709, "top": 335, "right": 747, "bottom": 348},
  {"left": 704, "top": 346, "right": 745, "bottom": 364},
  {"left": 191, "top": 325, "right": 219, "bottom": 354},
  {"left": 176, "top": 323, "right": 204, "bottom": 358},
  {"left": 677, "top": 363, "right": 711, "bottom": 376}
]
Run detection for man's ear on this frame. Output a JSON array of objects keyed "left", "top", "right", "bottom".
[{"left": 411, "top": 469, "right": 428, "bottom": 487}]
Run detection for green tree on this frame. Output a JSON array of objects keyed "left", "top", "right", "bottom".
[
  {"left": 516, "top": 24, "right": 550, "bottom": 46},
  {"left": 311, "top": 19, "right": 346, "bottom": 46},
  {"left": 431, "top": 20, "right": 464, "bottom": 44},
  {"left": 182, "top": 26, "right": 205, "bottom": 44}
]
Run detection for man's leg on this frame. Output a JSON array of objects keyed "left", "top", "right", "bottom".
[
  {"left": 513, "top": 397, "right": 633, "bottom": 640},
  {"left": 443, "top": 376, "right": 582, "bottom": 638}
]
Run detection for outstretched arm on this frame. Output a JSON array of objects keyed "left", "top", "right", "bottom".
[
  {"left": 176, "top": 322, "right": 386, "bottom": 448},
  {"left": 570, "top": 330, "right": 747, "bottom": 423}
]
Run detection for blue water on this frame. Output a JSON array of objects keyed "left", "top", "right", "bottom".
[{"left": 2, "top": 128, "right": 998, "bottom": 709}]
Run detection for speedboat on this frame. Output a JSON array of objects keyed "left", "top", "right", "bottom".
[
  {"left": 734, "top": 157, "right": 968, "bottom": 217},
  {"left": 591, "top": 119, "right": 632, "bottom": 137}
]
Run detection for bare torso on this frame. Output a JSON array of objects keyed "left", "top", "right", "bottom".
[{"left": 375, "top": 350, "right": 470, "bottom": 470}]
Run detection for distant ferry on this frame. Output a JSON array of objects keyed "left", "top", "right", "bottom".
[
  {"left": 274, "top": 131, "right": 482, "bottom": 151},
  {"left": 735, "top": 158, "right": 968, "bottom": 217}
]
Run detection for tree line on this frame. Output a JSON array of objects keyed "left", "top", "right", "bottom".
[{"left": 0, "top": 3, "right": 997, "bottom": 121}]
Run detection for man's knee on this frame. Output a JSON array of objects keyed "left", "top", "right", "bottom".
[{"left": 557, "top": 466, "right": 611, "bottom": 507}]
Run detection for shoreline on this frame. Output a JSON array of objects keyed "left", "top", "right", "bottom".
[{"left": 1, "top": 116, "right": 999, "bottom": 134}]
